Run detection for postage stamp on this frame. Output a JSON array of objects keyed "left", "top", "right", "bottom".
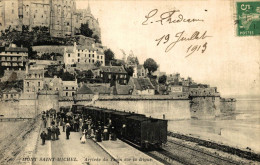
[{"left": 236, "top": 1, "right": 260, "bottom": 36}]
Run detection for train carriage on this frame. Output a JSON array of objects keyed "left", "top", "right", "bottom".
[
  {"left": 79, "top": 106, "right": 168, "bottom": 150},
  {"left": 125, "top": 116, "right": 168, "bottom": 149}
]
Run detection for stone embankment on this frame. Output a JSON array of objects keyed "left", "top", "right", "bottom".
[
  {"left": 98, "top": 95, "right": 189, "bottom": 101},
  {"left": 0, "top": 115, "right": 42, "bottom": 165}
]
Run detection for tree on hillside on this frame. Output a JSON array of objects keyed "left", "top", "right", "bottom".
[
  {"left": 80, "top": 23, "right": 93, "bottom": 38},
  {"left": 93, "top": 34, "right": 101, "bottom": 43},
  {"left": 125, "top": 66, "right": 134, "bottom": 77},
  {"left": 61, "top": 71, "right": 75, "bottom": 81},
  {"left": 158, "top": 75, "right": 167, "bottom": 84},
  {"left": 104, "top": 49, "right": 115, "bottom": 65},
  {"left": 22, "top": 25, "right": 29, "bottom": 33},
  {"left": 94, "top": 61, "right": 102, "bottom": 67},
  {"left": 41, "top": 53, "right": 52, "bottom": 60},
  {"left": 143, "top": 58, "right": 158, "bottom": 75},
  {"left": 28, "top": 48, "right": 39, "bottom": 59}
]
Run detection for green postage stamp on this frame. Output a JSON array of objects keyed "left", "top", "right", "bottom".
[{"left": 236, "top": 1, "right": 260, "bottom": 36}]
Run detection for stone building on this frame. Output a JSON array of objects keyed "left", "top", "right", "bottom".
[
  {"left": 0, "top": 44, "right": 28, "bottom": 71},
  {"left": 74, "top": 5, "right": 101, "bottom": 40},
  {"left": 61, "top": 80, "right": 78, "bottom": 99},
  {"left": 23, "top": 69, "right": 45, "bottom": 93},
  {"left": 1, "top": 87, "right": 21, "bottom": 101},
  {"left": 76, "top": 84, "right": 94, "bottom": 100},
  {"left": 99, "top": 66, "right": 128, "bottom": 85},
  {"left": 0, "top": 0, "right": 101, "bottom": 38},
  {"left": 133, "top": 65, "right": 148, "bottom": 78},
  {"left": 128, "top": 77, "right": 155, "bottom": 95},
  {"left": 63, "top": 42, "right": 105, "bottom": 67}
]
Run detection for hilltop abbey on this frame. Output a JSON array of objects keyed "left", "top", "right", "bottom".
[{"left": 0, "top": 0, "right": 101, "bottom": 38}]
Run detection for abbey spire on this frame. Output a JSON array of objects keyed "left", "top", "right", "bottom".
[{"left": 87, "top": 0, "right": 91, "bottom": 13}]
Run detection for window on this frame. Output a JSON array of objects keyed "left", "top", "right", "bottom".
[
  {"left": 97, "top": 56, "right": 99, "bottom": 59},
  {"left": 78, "top": 59, "right": 80, "bottom": 62},
  {"left": 12, "top": 9, "right": 14, "bottom": 14},
  {"left": 92, "top": 54, "right": 94, "bottom": 58},
  {"left": 78, "top": 53, "right": 80, "bottom": 57},
  {"left": 6, "top": 94, "right": 8, "bottom": 98},
  {"left": 72, "top": 87, "right": 74, "bottom": 90},
  {"left": 101, "top": 56, "right": 103, "bottom": 59},
  {"left": 72, "top": 92, "right": 74, "bottom": 96},
  {"left": 92, "top": 59, "right": 94, "bottom": 63},
  {"left": 66, "top": 87, "right": 68, "bottom": 90},
  {"left": 66, "top": 92, "right": 68, "bottom": 96},
  {"left": 89, "top": 54, "right": 91, "bottom": 57},
  {"left": 89, "top": 59, "right": 90, "bottom": 63},
  {"left": 38, "top": 82, "right": 40, "bottom": 87},
  {"left": 27, "top": 82, "right": 29, "bottom": 87}
]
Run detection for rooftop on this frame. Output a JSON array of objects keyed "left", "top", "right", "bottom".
[
  {"left": 100, "top": 66, "right": 127, "bottom": 74},
  {"left": 77, "top": 84, "right": 94, "bottom": 94},
  {"left": 131, "top": 77, "right": 155, "bottom": 90}
]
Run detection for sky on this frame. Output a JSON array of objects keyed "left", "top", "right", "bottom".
[{"left": 76, "top": 0, "right": 260, "bottom": 96}]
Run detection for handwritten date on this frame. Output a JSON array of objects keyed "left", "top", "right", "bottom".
[{"left": 156, "top": 31, "right": 211, "bottom": 57}]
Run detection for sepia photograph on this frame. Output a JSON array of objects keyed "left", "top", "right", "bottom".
[{"left": 0, "top": 0, "right": 259, "bottom": 164}]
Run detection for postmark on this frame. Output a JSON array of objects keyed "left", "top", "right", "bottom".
[{"left": 236, "top": 1, "right": 260, "bottom": 36}]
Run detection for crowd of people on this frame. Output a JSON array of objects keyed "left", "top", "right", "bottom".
[{"left": 40, "top": 109, "right": 118, "bottom": 145}]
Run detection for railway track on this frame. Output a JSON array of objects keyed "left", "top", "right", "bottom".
[{"left": 147, "top": 139, "right": 241, "bottom": 165}]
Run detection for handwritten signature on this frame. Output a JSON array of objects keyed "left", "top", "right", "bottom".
[
  {"left": 156, "top": 31, "right": 212, "bottom": 57},
  {"left": 142, "top": 9, "right": 204, "bottom": 25}
]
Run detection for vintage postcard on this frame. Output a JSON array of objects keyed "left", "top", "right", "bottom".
[{"left": 0, "top": 0, "right": 259, "bottom": 164}]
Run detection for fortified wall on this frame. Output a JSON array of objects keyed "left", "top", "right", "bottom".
[
  {"left": 189, "top": 87, "right": 221, "bottom": 119},
  {"left": 38, "top": 90, "right": 59, "bottom": 112}
]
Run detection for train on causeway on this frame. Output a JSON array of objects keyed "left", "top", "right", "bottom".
[{"left": 71, "top": 105, "right": 168, "bottom": 150}]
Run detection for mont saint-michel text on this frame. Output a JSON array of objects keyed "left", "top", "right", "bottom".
[{"left": 142, "top": 9, "right": 204, "bottom": 25}]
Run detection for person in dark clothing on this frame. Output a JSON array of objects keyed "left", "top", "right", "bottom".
[
  {"left": 40, "top": 131, "right": 47, "bottom": 145},
  {"left": 110, "top": 126, "right": 117, "bottom": 141},
  {"left": 43, "top": 118, "right": 47, "bottom": 128},
  {"left": 51, "top": 126, "right": 56, "bottom": 141},
  {"left": 51, "top": 120, "right": 55, "bottom": 126},
  {"left": 96, "top": 126, "right": 102, "bottom": 142},
  {"left": 55, "top": 125, "right": 60, "bottom": 140},
  {"left": 82, "top": 122, "right": 88, "bottom": 131},
  {"left": 66, "top": 126, "right": 70, "bottom": 139},
  {"left": 46, "top": 111, "right": 49, "bottom": 118},
  {"left": 103, "top": 126, "right": 109, "bottom": 141},
  {"left": 47, "top": 127, "right": 51, "bottom": 140},
  {"left": 62, "top": 120, "right": 66, "bottom": 132}
]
